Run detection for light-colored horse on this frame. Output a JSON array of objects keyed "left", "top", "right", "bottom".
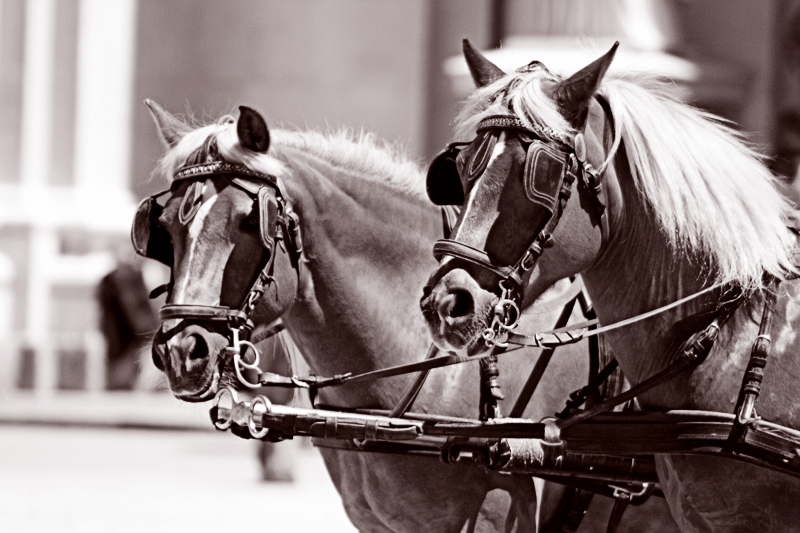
[
  {"left": 142, "top": 101, "right": 677, "bottom": 532},
  {"left": 420, "top": 42, "right": 800, "bottom": 532}
]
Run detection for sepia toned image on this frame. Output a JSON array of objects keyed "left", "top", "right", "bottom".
[{"left": 1, "top": 1, "right": 799, "bottom": 532}]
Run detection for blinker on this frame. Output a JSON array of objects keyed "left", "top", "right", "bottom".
[
  {"left": 258, "top": 187, "right": 279, "bottom": 252},
  {"left": 426, "top": 142, "right": 468, "bottom": 206},
  {"left": 524, "top": 142, "right": 572, "bottom": 211},
  {"left": 132, "top": 195, "right": 173, "bottom": 267}
]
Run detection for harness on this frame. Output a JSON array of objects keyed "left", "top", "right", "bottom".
[
  {"left": 136, "top": 123, "right": 800, "bottom": 533},
  {"left": 131, "top": 142, "right": 303, "bottom": 387}
]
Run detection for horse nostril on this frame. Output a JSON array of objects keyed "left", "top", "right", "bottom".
[
  {"left": 449, "top": 290, "right": 474, "bottom": 318},
  {"left": 188, "top": 334, "right": 208, "bottom": 361},
  {"left": 438, "top": 289, "right": 474, "bottom": 322}
]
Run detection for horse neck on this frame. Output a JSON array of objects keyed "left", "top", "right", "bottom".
[
  {"left": 582, "top": 165, "right": 715, "bottom": 386},
  {"left": 279, "top": 148, "right": 441, "bottom": 406}
]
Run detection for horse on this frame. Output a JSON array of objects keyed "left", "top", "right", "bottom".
[
  {"left": 136, "top": 100, "right": 678, "bottom": 532},
  {"left": 419, "top": 40, "right": 800, "bottom": 533}
]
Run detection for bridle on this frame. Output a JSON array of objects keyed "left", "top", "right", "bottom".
[
  {"left": 429, "top": 112, "right": 610, "bottom": 347},
  {"left": 132, "top": 151, "right": 303, "bottom": 388}
]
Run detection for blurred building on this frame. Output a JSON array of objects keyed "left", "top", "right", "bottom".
[{"left": 0, "top": 0, "right": 797, "bottom": 406}]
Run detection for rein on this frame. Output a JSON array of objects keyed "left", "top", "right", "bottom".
[{"left": 256, "top": 280, "right": 731, "bottom": 390}]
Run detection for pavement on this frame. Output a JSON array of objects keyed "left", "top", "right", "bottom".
[{"left": 0, "top": 424, "right": 357, "bottom": 533}]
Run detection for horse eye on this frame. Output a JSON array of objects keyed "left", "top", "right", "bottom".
[{"left": 241, "top": 213, "right": 259, "bottom": 231}]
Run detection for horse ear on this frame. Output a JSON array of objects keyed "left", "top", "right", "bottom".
[
  {"left": 553, "top": 42, "right": 618, "bottom": 129},
  {"left": 237, "top": 106, "right": 270, "bottom": 153},
  {"left": 463, "top": 38, "right": 505, "bottom": 88},
  {"left": 145, "top": 99, "right": 190, "bottom": 148}
]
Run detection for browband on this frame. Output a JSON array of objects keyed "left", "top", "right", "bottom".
[
  {"left": 174, "top": 161, "right": 278, "bottom": 185},
  {"left": 477, "top": 115, "right": 572, "bottom": 146}
]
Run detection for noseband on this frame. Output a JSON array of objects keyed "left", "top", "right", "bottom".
[
  {"left": 132, "top": 154, "right": 303, "bottom": 387},
  {"left": 430, "top": 113, "right": 610, "bottom": 347}
]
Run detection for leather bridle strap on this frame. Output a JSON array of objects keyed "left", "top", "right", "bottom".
[
  {"left": 433, "top": 240, "right": 518, "bottom": 281},
  {"left": 160, "top": 304, "right": 248, "bottom": 322}
]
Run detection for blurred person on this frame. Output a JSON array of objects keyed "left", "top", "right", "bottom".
[{"left": 97, "top": 246, "right": 159, "bottom": 390}]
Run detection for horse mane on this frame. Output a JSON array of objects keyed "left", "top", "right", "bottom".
[
  {"left": 454, "top": 67, "right": 798, "bottom": 289},
  {"left": 155, "top": 116, "right": 426, "bottom": 200}
]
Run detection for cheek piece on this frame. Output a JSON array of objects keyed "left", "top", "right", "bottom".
[{"left": 426, "top": 114, "right": 609, "bottom": 347}]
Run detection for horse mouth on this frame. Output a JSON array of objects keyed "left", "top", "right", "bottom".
[
  {"left": 174, "top": 368, "right": 221, "bottom": 403},
  {"left": 421, "top": 294, "right": 496, "bottom": 355}
]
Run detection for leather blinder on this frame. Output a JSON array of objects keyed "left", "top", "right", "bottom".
[
  {"left": 426, "top": 143, "right": 468, "bottom": 206},
  {"left": 258, "top": 187, "right": 279, "bottom": 252},
  {"left": 523, "top": 143, "right": 572, "bottom": 214},
  {"left": 131, "top": 196, "right": 154, "bottom": 257},
  {"left": 131, "top": 194, "right": 173, "bottom": 267}
]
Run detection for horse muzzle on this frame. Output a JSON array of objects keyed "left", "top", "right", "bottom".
[
  {"left": 152, "top": 323, "right": 229, "bottom": 402},
  {"left": 420, "top": 268, "right": 496, "bottom": 355}
]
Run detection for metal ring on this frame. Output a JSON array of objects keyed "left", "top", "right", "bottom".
[
  {"left": 500, "top": 299, "right": 520, "bottom": 329},
  {"left": 238, "top": 340, "right": 261, "bottom": 369},
  {"left": 248, "top": 395, "right": 271, "bottom": 439},
  {"left": 212, "top": 387, "right": 238, "bottom": 430},
  {"left": 234, "top": 350, "right": 263, "bottom": 389}
]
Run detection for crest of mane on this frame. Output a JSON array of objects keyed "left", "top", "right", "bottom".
[
  {"left": 155, "top": 115, "right": 426, "bottom": 199},
  {"left": 455, "top": 66, "right": 798, "bottom": 289}
]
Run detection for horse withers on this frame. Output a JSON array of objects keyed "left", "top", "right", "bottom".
[
  {"left": 136, "top": 101, "right": 677, "bottom": 532},
  {"left": 420, "top": 40, "right": 800, "bottom": 532}
]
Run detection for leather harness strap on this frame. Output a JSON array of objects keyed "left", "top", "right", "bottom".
[
  {"left": 731, "top": 278, "right": 779, "bottom": 433},
  {"left": 508, "top": 293, "right": 578, "bottom": 418}
]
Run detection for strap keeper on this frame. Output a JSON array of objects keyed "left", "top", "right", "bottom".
[
  {"left": 364, "top": 420, "right": 379, "bottom": 441},
  {"left": 324, "top": 417, "right": 338, "bottom": 438}
]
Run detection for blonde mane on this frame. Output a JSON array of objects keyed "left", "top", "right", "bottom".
[
  {"left": 454, "top": 67, "right": 798, "bottom": 288},
  {"left": 155, "top": 117, "right": 426, "bottom": 200}
]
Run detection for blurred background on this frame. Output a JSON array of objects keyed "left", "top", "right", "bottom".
[{"left": 0, "top": 0, "right": 798, "bottom": 531}]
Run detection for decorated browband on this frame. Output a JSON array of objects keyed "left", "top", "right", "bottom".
[
  {"left": 476, "top": 115, "right": 573, "bottom": 147},
  {"left": 173, "top": 161, "right": 278, "bottom": 185}
]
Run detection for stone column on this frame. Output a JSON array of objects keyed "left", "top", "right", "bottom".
[
  {"left": 19, "top": 0, "right": 57, "bottom": 395},
  {"left": 72, "top": 0, "right": 138, "bottom": 232}
]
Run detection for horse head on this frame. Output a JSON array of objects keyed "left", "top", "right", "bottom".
[
  {"left": 136, "top": 102, "right": 301, "bottom": 401},
  {"left": 420, "top": 41, "right": 619, "bottom": 356}
]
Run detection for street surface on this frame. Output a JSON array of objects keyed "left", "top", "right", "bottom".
[{"left": 0, "top": 425, "right": 356, "bottom": 533}]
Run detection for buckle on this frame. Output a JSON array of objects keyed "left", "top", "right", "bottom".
[{"left": 609, "top": 482, "right": 654, "bottom": 503}]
